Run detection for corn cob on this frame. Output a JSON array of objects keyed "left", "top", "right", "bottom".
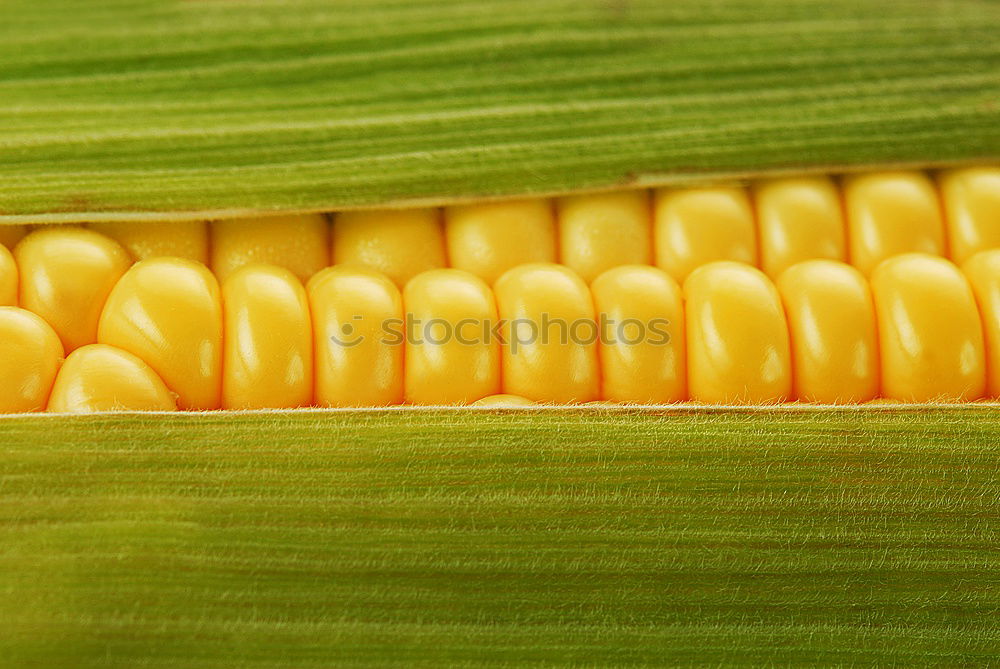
[{"left": 2, "top": 165, "right": 1000, "bottom": 412}]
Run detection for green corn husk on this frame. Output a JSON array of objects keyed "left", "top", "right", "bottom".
[
  {"left": 0, "top": 0, "right": 999, "bottom": 221},
  {"left": 3, "top": 1, "right": 1000, "bottom": 666}
]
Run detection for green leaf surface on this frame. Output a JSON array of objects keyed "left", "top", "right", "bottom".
[
  {"left": 3, "top": 407, "right": 1000, "bottom": 666},
  {"left": 1, "top": 0, "right": 999, "bottom": 220}
]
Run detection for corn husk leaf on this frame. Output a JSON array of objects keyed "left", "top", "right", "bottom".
[
  {"left": 3, "top": 407, "right": 1000, "bottom": 666},
  {"left": 0, "top": 0, "right": 999, "bottom": 221}
]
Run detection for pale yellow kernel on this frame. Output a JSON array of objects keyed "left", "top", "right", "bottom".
[
  {"left": 556, "top": 191, "right": 651, "bottom": 283},
  {"left": 445, "top": 199, "right": 556, "bottom": 284},
  {"left": 938, "top": 167, "right": 1000, "bottom": 265},
  {"left": 591, "top": 265, "right": 684, "bottom": 403},
  {"left": 404, "top": 269, "right": 500, "bottom": 405},
  {"left": 90, "top": 220, "right": 209, "bottom": 264},
  {"left": 14, "top": 227, "right": 132, "bottom": 352},
  {"left": 308, "top": 266, "right": 404, "bottom": 407},
  {"left": 333, "top": 208, "right": 446, "bottom": 287},
  {"left": 684, "top": 261, "right": 791, "bottom": 404},
  {"left": 98, "top": 257, "right": 223, "bottom": 410},
  {"left": 47, "top": 344, "right": 176, "bottom": 413},
  {"left": 212, "top": 213, "right": 330, "bottom": 283},
  {"left": 494, "top": 264, "right": 599, "bottom": 403},
  {"left": 654, "top": 187, "right": 757, "bottom": 281},
  {"left": 871, "top": 254, "right": 984, "bottom": 402},
  {"left": 843, "top": 171, "right": 946, "bottom": 275},
  {"left": 752, "top": 176, "right": 846, "bottom": 277},
  {"left": 222, "top": 265, "right": 313, "bottom": 409},
  {"left": 0, "top": 306, "right": 63, "bottom": 413}
]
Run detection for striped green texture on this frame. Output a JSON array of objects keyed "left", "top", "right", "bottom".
[
  {"left": 1, "top": 0, "right": 999, "bottom": 220},
  {"left": 2, "top": 407, "right": 999, "bottom": 666}
]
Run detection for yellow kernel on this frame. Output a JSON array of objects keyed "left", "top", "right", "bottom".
[
  {"left": 470, "top": 394, "right": 536, "bottom": 407},
  {"left": 308, "top": 266, "right": 403, "bottom": 407},
  {"left": 0, "top": 225, "right": 27, "bottom": 250},
  {"left": 47, "top": 344, "right": 176, "bottom": 413},
  {"left": 332, "top": 208, "right": 446, "bottom": 287},
  {"left": 752, "top": 176, "right": 846, "bottom": 277},
  {"left": 938, "top": 167, "right": 1000, "bottom": 265},
  {"left": 591, "top": 265, "right": 685, "bottom": 403},
  {"left": 222, "top": 265, "right": 313, "bottom": 409},
  {"left": 403, "top": 269, "right": 500, "bottom": 405},
  {"left": 871, "top": 254, "right": 984, "bottom": 402},
  {"left": 14, "top": 227, "right": 131, "bottom": 352},
  {"left": 89, "top": 220, "right": 209, "bottom": 264},
  {"left": 653, "top": 187, "right": 757, "bottom": 282},
  {"left": 307, "top": 267, "right": 404, "bottom": 407},
  {"left": 445, "top": 199, "right": 556, "bottom": 284},
  {"left": 684, "top": 261, "right": 791, "bottom": 404},
  {"left": 212, "top": 214, "right": 330, "bottom": 283},
  {"left": 98, "top": 258, "right": 223, "bottom": 410},
  {"left": 776, "top": 260, "right": 878, "bottom": 403},
  {"left": 0, "top": 307, "right": 63, "bottom": 413},
  {"left": 556, "top": 191, "right": 651, "bottom": 283},
  {"left": 0, "top": 244, "right": 17, "bottom": 306},
  {"left": 843, "top": 171, "right": 946, "bottom": 275},
  {"left": 962, "top": 249, "right": 1000, "bottom": 398},
  {"left": 494, "top": 264, "right": 599, "bottom": 403}
]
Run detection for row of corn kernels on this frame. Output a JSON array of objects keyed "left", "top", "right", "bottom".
[
  {"left": 1, "top": 168, "right": 996, "bottom": 291},
  {"left": 2, "top": 225, "right": 1000, "bottom": 411}
]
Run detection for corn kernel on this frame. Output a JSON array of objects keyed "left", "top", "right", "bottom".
[
  {"left": 591, "top": 265, "right": 685, "bottom": 403},
  {"left": 494, "top": 264, "right": 599, "bottom": 403},
  {"left": 212, "top": 214, "right": 330, "bottom": 283},
  {"left": 445, "top": 199, "right": 556, "bottom": 284},
  {"left": 654, "top": 187, "right": 757, "bottom": 282},
  {"left": 222, "top": 265, "right": 313, "bottom": 409},
  {"left": 556, "top": 191, "right": 651, "bottom": 283},
  {"left": 777, "top": 260, "right": 878, "bottom": 403},
  {"left": 0, "top": 225, "right": 27, "bottom": 249},
  {"left": 470, "top": 394, "right": 535, "bottom": 407},
  {"left": 938, "top": 167, "right": 1000, "bottom": 265},
  {"left": 404, "top": 269, "right": 500, "bottom": 405},
  {"left": 98, "top": 258, "right": 223, "bottom": 410},
  {"left": 684, "top": 262, "right": 791, "bottom": 404},
  {"left": 333, "top": 208, "right": 446, "bottom": 287},
  {"left": 0, "top": 244, "right": 17, "bottom": 306},
  {"left": 871, "top": 254, "right": 984, "bottom": 402},
  {"left": 90, "top": 220, "right": 209, "bottom": 264},
  {"left": 843, "top": 171, "right": 946, "bottom": 275},
  {"left": 0, "top": 307, "right": 63, "bottom": 412},
  {"left": 308, "top": 266, "right": 404, "bottom": 407},
  {"left": 14, "top": 227, "right": 131, "bottom": 352},
  {"left": 47, "top": 344, "right": 176, "bottom": 413},
  {"left": 753, "top": 176, "right": 846, "bottom": 277},
  {"left": 961, "top": 249, "right": 1000, "bottom": 398}
]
